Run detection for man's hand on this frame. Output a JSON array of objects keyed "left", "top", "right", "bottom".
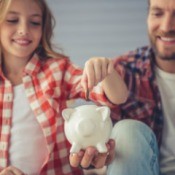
[
  {"left": 69, "top": 139, "right": 115, "bottom": 169},
  {"left": 0, "top": 166, "right": 25, "bottom": 175}
]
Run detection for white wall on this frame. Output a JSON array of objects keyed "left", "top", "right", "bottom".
[
  {"left": 47, "top": 0, "right": 149, "bottom": 67},
  {"left": 46, "top": 0, "right": 149, "bottom": 106}
]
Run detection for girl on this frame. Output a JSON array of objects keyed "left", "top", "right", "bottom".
[{"left": 0, "top": 0, "right": 128, "bottom": 175}]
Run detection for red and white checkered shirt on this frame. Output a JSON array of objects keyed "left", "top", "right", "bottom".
[{"left": 0, "top": 55, "right": 113, "bottom": 175}]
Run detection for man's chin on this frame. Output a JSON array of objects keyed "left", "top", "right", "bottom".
[{"left": 156, "top": 52, "right": 175, "bottom": 61}]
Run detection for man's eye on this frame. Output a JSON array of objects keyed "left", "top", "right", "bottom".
[
  {"left": 150, "top": 11, "right": 163, "bottom": 17},
  {"left": 153, "top": 13, "right": 162, "bottom": 17}
]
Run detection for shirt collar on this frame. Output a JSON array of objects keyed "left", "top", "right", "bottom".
[
  {"left": 147, "top": 47, "right": 156, "bottom": 81},
  {"left": 137, "top": 46, "right": 156, "bottom": 81},
  {"left": 23, "top": 54, "right": 42, "bottom": 76},
  {"left": 0, "top": 54, "right": 42, "bottom": 81}
]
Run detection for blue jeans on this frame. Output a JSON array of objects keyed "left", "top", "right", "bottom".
[{"left": 107, "top": 119, "right": 159, "bottom": 175}]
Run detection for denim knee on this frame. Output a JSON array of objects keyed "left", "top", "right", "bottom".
[
  {"left": 111, "top": 119, "right": 157, "bottom": 149},
  {"left": 107, "top": 119, "right": 159, "bottom": 175}
]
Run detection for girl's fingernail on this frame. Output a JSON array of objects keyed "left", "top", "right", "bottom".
[
  {"left": 87, "top": 148, "right": 96, "bottom": 156},
  {"left": 86, "top": 89, "right": 89, "bottom": 100},
  {"left": 70, "top": 153, "right": 77, "bottom": 157}
]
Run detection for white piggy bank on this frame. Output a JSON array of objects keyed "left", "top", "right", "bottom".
[{"left": 62, "top": 105, "right": 113, "bottom": 153}]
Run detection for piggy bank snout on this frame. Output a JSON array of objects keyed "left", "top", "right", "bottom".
[{"left": 76, "top": 119, "right": 95, "bottom": 137}]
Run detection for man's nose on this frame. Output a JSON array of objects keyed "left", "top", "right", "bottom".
[{"left": 160, "top": 14, "right": 175, "bottom": 33}]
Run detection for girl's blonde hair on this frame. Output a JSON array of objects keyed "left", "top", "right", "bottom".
[{"left": 0, "top": 0, "right": 67, "bottom": 60}]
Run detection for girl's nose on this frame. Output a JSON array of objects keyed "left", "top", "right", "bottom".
[{"left": 17, "top": 22, "right": 29, "bottom": 35}]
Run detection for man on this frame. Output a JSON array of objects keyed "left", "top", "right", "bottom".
[
  {"left": 108, "top": 0, "right": 175, "bottom": 174},
  {"left": 70, "top": 0, "right": 175, "bottom": 174}
]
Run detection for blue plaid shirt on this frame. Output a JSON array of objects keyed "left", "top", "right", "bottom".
[{"left": 112, "top": 46, "right": 163, "bottom": 147}]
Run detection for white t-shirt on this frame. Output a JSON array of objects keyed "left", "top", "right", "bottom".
[
  {"left": 156, "top": 67, "right": 175, "bottom": 175},
  {"left": 9, "top": 84, "right": 48, "bottom": 175}
]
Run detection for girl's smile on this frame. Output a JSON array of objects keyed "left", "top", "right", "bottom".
[{"left": 12, "top": 37, "right": 32, "bottom": 47}]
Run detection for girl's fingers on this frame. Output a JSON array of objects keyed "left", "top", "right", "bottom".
[
  {"left": 101, "top": 58, "right": 108, "bottom": 79},
  {"left": 69, "top": 142, "right": 115, "bottom": 170},
  {"left": 69, "top": 151, "right": 84, "bottom": 167},
  {"left": 1, "top": 166, "right": 25, "bottom": 175},
  {"left": 84, "top": 61, "right": 95, "bottom": 90},
  {"left": 81, "top": 70, "right": 88, "bottom": 97},
  {"left": 107, "top": 59, "right": 115, "bottom": 74},
  {"left": 92, "top": 152, "right": 109, "bottom": 169},
  {"left": 80, "top": 147, "right": 97, "bottom": 168},
  {"left": 83, "top": 57, "right": 114, "bottom": 91},
  {"left": 8, "top": 166, "right": 24, "bottom": 175},
  {"left": 93, "top": 59, "right": 102, "bottom": 84}
]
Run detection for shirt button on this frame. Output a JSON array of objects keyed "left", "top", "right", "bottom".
[
  {"left": 27, "top": 88, "right": 34, "bottom": 94},
  {"left": 0, "top": 143, "right": 6, "bottom": 150},
  {"left": 36, "top": 109, "right": 42, "bottom": 115},
  {"left": 6, "top": 95, "right": 11, "bottom": 101},
  {"left": 4, "top": 119, "right": 9, "bottom": 125}
]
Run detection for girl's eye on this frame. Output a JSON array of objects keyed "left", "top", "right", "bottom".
[
  {"left": 6, "top": 19, "right": 18, "bottom": 23},
  {"left": 30, "top": 21, "right": 41, "bottom": 26},
  {"left": 5, "top": 19, "right": 41, "bottom": 26}
]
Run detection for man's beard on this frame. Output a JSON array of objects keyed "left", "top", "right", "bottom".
[{"left": 149, "top": 31, "right": 175, "bottom": 61}]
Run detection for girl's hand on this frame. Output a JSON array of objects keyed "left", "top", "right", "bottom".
[
  {"left": 81, "top": 57, "right": 114, "bottom": 93},
  {"left": 69, "top": 139, "right": 115, "bottom": 169},
  {"left": 0, "top": 166, "right": 25, "bottom": 175}
]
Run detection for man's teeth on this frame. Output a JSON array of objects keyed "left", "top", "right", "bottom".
[{"left": 161, "top": 37, "right": 175, "bottom": 41}]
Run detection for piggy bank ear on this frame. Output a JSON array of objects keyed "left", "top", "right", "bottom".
[
  {"left": 96, "top": 106, "right": 110, "bottom": 121},
  {"left": 62, "top": 108, "right": 75, "bottom": 121}
]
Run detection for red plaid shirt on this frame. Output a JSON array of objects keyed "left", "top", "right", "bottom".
[
  {"left": 0, "top": 55, "right": 113, "bottom": 175},
  {"left": 111, "top": 46, "right": 163, "bottom": 147}
]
